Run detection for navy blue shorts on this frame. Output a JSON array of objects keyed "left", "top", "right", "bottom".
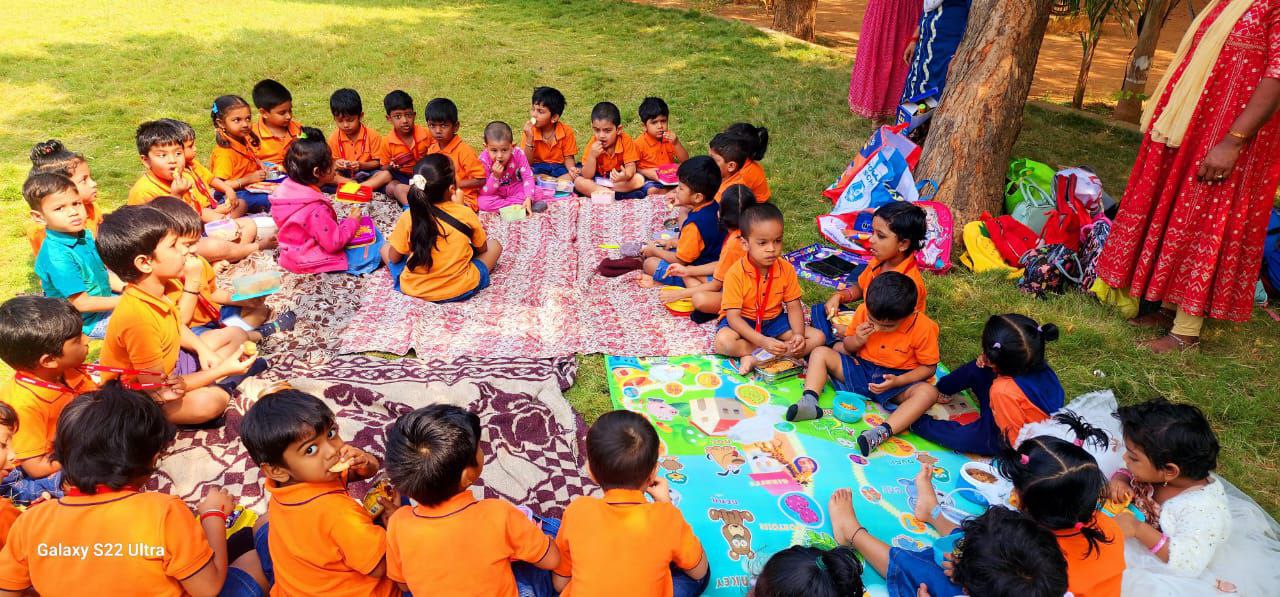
[
  {"left": 652, "top": 260, "right": 711, "bottom": 287},
  {"left": 530, "top": 162, "right": 569, "bottom": 178},
  {"left": 717, "top": 313, "right": 793, "bottom": 339},
  {"left": 389, "top": 258, "right": 492, "bottom": 303},
  {"left": 835, "top": 353, "right": 918, "bottom": 408}
]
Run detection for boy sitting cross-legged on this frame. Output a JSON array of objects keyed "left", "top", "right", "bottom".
[
  {"left": 26, "top": 172, "right": 121, "bottom": 339},
  {"left": 635, "top": 97, "right": 689, "bottom": 195},
  {"left": 383, "top": 404, "right": 561, "bottom": 596},
  {"left": 715, "top": 203, "right": 825, "bottom": 375},
  {"left": 575, "top": 102, "right": 647, "bottom": 199},
  {"left": 327, "top": 88, "right": 392, "bottom": 190},
  {"left": 796, "top": 272, "right": 940, "bottom": 455},
  {"left": 251, "top": 78, "right": 302, "bottom": 165},
  {"left": 240, "top": 389, "right": 399, "bottom": 597},
  {"left": 95, "top": 205, "right": 259, "bottom": 427},
  {"left": 424, "top": 97, "right": 487, "bottom": 212},
  {"left": 553, "top": 410, "right": 709, "bottom": 596},
  {"left": 0, "top": 296, "right": 96, "bottom": 503},
  {"left": 641, "top": 156, "right": 723, "bottom": 288},
  {"left": 0, "top": 382, "right": 267, "bottom": 597},
  {"left": 521, "top": 86, "right": 579, "bottom": 181}
]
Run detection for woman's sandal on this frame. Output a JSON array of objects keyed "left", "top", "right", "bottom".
[
  {"left": 1138, "top": 333, "right": 1200, "bottom": 354},
  {"left": 1127, "top": 308, "right": 1176, "bottom": 329}
]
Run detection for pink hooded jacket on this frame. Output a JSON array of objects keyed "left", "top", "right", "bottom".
[{"left": 270, "top": 179, "right": 361, "bottom": 274}]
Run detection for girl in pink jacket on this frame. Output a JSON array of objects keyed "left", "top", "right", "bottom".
[{"left": 270, "top": 128, "right": 381, "bottom": 275}]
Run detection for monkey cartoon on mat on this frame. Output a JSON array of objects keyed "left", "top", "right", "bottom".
[{"left": 708, "top": 508, "right": 756, "bottom": 560}]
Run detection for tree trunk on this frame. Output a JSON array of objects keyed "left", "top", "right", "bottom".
[
  {"left": 772, "top": 0, "right": 818, "bottom": 42},
  {"left": 1073, "top": 33, "right": 1100, "bottom": 110},
  {"left": 916, "top": 0, "right": 1054, "bottom": 231},
  {"left": 1114, "top": 0, "right": 1171, "bottom": 123}
]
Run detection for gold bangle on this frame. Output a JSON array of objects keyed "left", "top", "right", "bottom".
[{"left": 1228, "top": 130, "right": 1250, "bottom": 141}]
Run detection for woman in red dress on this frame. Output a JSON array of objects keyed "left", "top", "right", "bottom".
[
  {"left": 848, "top": 0, "right": 923, "bottom": 123},
  {"left": 1097, "top": 0, "right": 1280, "bottom": 353}
]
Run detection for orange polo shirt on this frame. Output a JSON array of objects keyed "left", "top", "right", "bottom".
[
  {"left": 264, "top": 477, "right": 396, "bottom": 597},
  {"left": 26, "top": 202, "right": 101, "bottom": 257},
  {"left": 329, "top": 125, "right": 386, "bottom": 166},
  {"left": 635, "top": 131, "right": 677, "bottom": 170},
  {"left": 99, "top": 284, "right": 182, "bottom": 378},
  {"left": 843, "top": 305, "right": 940, "bottom": 371},
  {"left": 2, "top": 369, "right": 97, "bottom": 461},
  {"left": 718, "top": 159, "right": 770, "bottom": 203},
  {"left": 210, "top": 135, "right": 263, "bottom": 182},
  {"left": 675, "top": 202, "right": 715, "bottom": 264},
  {"left": 1055, "top": 513, "right": 1125, "bottom": 597},
  {"left": 127, "top": 172, "right": 216, "bottom": 215},
  {"left": 857, "top": 257, "right": 928, "bottom": 312},
  {"left": 712, "top": 230, "right": 747, "bottom": 283},
  {"left": 386, "top": 492, "right": 552, "bottom": 596},
  {"left": 587, "top": 131, "right": 640, "bottom": 177},
  {"left": 164, "top": 259, "right": 222, "bottom": 327},
  {"left": 720, "top": 257, "right": 802, "bottom": 322},
  {"left": 990, "top": 377, "right": 1054, "bottom": 445},
  {"left": 252, "top": 117, "right": 302, "bottom": 165},
  {"left": 554, "top": 489, "right": 704, "bottom": 597},
  {"left": 381, "top": 125, "right": 433, "bottom": 175},
  {"left": 520, "top": 121, "right": 579, "bottom": 166},
  {"left": 0, "top": 499, "right": 17, "bottom": 548},
  {"left": 0, "top": 489, "right": 213, "bottom": 596},
  {"left": 428, "top": 135, "right": 486, "bottom": 211},
  {"left": 388, "top": 205, "right": 487, "bottom": 302}
]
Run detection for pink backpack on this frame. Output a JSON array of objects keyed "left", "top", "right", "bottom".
[{"left": 914, "top": 201, "right": 954, "bottom": 273}]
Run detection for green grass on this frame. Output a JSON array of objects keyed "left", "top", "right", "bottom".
[{"left": 3, "top": 0, "right": 1278, "bottom": 515}]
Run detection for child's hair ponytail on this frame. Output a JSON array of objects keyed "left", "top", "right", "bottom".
[
  {"left": 718, "top": 184, "right": 757, "bottom": 234},
  {"left": 753, "top": 545, "right": 864, "bottom": 597},
  {"left": 406, "top": 154, "right": 467, "bottom": 272},
  {"left": 996, "top": 436, "right": 1111, "bottom": 557},
  {"left": 1053, "top": 410, "right": 1111, "bottom": 451},
  {"left": 709, "top": 122, "right": 769, "bottom": 167},
  {"left": 210, "top": 95, "right": 257, "bottom": 148},
  {"left": 29, "top": 139, "right": 85, "bottom": 177},
  {"left": 981, "top": 314, "right": 1059, "bottom": 377},
  {"left": 284, "top": 127, "right": 333, "bottom": 186}
]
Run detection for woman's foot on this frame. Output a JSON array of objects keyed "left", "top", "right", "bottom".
[
  {"left": 736, "top": 354, "right": 758, "bottom": 376},
  {"left": 1127, "top": 308, "right": 1175, "bottom": 329},
  {"left": 828, "top": 488, "right": 861, "bottom": 545},
  {"left": 913, "top": 462, "right": 940, "bottom": 525},
  {"left": 1138, "top": 333, "right": 1200, "bottom": 354}
]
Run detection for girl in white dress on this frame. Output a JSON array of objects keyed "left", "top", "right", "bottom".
[{"left": 1111, "top": 398, "right": 1280, "bottom": 596}]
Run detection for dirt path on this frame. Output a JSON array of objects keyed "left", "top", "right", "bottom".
[{"left": 637, "top": 0, "right": 1195, "bottom": 106}]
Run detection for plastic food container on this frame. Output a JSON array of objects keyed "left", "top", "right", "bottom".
[
  {"left": 832, "top": 391, "right": 863, "bottom": 423},
  {"left": 336, "top": 182, "right": 372, "bottom": 204},
  {"left": 230, "top": 270, "right": 283, "bottom": 302},
  {"left": 656, "top": 163, "right": 678, "bottom": 186},
  {"left": 499, "top": 204, "right": 527, "bottom": 222},
  {"left": 203, "top": 219, "right": 238, "bottom": 241},
  {"left": 663, "top": 287, "right": 694, "bottom": 316}
]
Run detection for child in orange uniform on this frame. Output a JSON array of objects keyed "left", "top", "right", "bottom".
[
  {"left": 0, "top": 296, "right": 96, "bottom": 503},
  {"left": 0, "top": 404, "right": 23, "bottom": 548},
  {"left": 552, "top": 411, "right": 709, "bottom": 596},
  {"left": 210, "top": 94, "right": 274, "bottom": 213},
  {"left": 240, "top": 389, "right": 399, "bottom": 597},
  {"left": 384, "top": 405, "right": 561, "bottom": 596},
  {"left": 641, "top": 156, "right": 722, "bottom": 288},
  {"left": 715, "top": 203, "right": 824, "bottom": 375},
  {"left": 327, "top": 88, "right": 392, "bottom": 190},
  {"left": 95, "top": 206, "right": 260, "bottom": 427},
  {"left": 0, "top": 383, "right": 266, "bottom": 596},
  {"left": 26, "top": 140, "right": 103, "bottom": 256},
  {"left": 382, "top": 90, "right": 434, "bottom": 206},
  {"left": 521, "top": 87, "right": 579, "bottom": 182},
  {"left": 128, "top": 120, "right": 263, "bottom": 264},
  {"left": 251, "top": 79, "right": 302, "bottom": 165},
  {"left": 797, "top": 273, "right": 939, "bottom": 453},
  {"left": 574, "top": 102, "right": 647, "bottom": 199},
  {"left": 709, "top": 122, "right": 770, "bottom": 203},
  {"left": 424, "top": 98, "right": 486, "bottom": 212},
  {"left": 635, "top": 97, "right": 689, "bottom": 195},
  {"left": 684, "top": 185, "right": 757, "bottom": 321},
  {"left": 383, "top": 155, "right": 503, "bottom": 303}
]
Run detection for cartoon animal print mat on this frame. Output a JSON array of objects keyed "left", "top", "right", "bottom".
[{"left": 605, "top": 355, "right": 982, "bottom": 596}]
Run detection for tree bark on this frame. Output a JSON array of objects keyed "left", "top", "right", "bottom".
[
  {"left": 772, "top": 0, "right": 818, "bottom": 42},
  {"left": 1114, "top": 0, "right": 1171, "bottom": 123},
  {"left": 1073, "top": 33, "right": 1100, "bottom": 109},
  {"left": 916, "top": 0, "right": 1055, "bottom": 231}
]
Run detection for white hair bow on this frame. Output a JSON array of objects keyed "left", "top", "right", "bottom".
[{"left": 409, "top": 174, "right": 427, "bottom": 190}]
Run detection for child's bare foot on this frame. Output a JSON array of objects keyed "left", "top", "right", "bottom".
[
  {"left": 913, "top": 461, "right": 939, "bottom": 525},
  {"left": 637, "top": 275, "right": 657, "bottom": 288},
  {"left": 736, "top": 354, "right": 757, "bottom": 376},
  {"left": 828, "top": 488, "right": 861, "bottom": 545}
]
